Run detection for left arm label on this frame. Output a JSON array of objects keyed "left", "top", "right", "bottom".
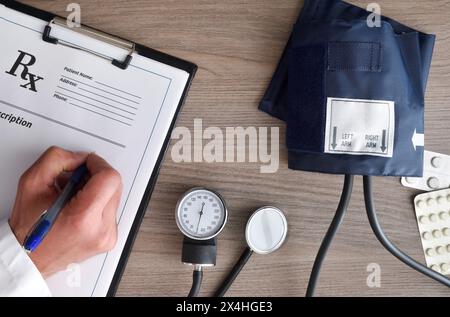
[{"left": 324, "top": 97, "right": 395, "bottom": 157}]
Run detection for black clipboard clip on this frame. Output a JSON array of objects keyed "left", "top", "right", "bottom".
[{"left": 42, "top": 17, "right": 135, "bottom": 70}]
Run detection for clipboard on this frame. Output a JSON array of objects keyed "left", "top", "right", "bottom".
[{"left": 0, "top": 0, "right": 197, "bottom": 296}]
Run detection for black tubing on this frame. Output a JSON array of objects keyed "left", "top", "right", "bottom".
[
  {"left": 188, "top": 269, "right": 203, "bottom": 297},
  {"left": 214, "top": 247, "right": 254, "bottom": 297},
  {"left": 363, "top": 176, "right": 450, "bottom": 288},
  {"left": 306, "top": 175, "right": 354, "bottom": 297}
]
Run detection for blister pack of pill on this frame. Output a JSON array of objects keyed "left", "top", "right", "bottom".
[
  {"left": 414, "top": 189, "right": 450, "bottom": 275},
  {"left": 402, "top": 151, "right": 450, "bottom": 191}
]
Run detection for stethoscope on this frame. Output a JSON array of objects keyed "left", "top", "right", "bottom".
[{"left": 175, "top": 188, "right": 288, "bottom": 297}]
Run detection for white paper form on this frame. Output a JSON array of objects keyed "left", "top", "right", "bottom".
[{"left": 0, "top": 4, "right": 189, "bottom": 296}]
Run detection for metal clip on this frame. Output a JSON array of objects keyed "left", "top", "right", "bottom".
[{"left": 42, "top": 17, "right": 135, "bottom": 70}]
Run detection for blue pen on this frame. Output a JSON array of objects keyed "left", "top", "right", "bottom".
[{"left": 23, "top": 164, "right": 88, "bottom": 253}]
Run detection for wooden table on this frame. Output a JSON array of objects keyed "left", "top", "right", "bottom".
[{"left": 21, "top": 0, "right": 450, "bottom": 296}]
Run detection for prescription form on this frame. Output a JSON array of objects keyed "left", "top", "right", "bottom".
[{"left": 0, "top": 5, "right": 189, "bottom": 296}]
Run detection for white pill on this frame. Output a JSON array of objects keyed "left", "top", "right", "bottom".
[
  {"left": 422, "top": 231, "right": 432, "bottom": 240},
  {"left": 433, "top": 230, "right": 442, "bottom": 239},
  {"left": 436, "top": 246, "right": 445, "bottom": 255},
  {"left": 437, "top": 196, "right": 445, "bottom": 205},
  {"left": 416, "top": 200, "right": 426, "bottom": 209},
  {"left": 419, "top": 216, "right": 429, "bottom": 224},
  {"left": 439, "top": 211, "right": 449, "bottom": 220},
  {"left": 431, "top": 265, "right": 441, "bottom": 272},
  {"left": 429, "top": 213, "right": 438, "bottom": 222},
  {"left": 427, "top": 177, "right": 440, "bottom": 190},
  {"left": 426, "top": 248, "right": 436, "bottom": 257},
  {"left": 440, "top": 263, "right": 449, "bottom": 272},
  {"left": 431, "top": 156, "right": 443, "bottom": 168},
  {"left": 443, "top": 228, "right": 450, "bottom": 237},
  {"left": 405, "top": 177, "right": 419, "bottom": 184}
]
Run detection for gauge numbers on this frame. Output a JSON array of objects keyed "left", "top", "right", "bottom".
[{"left": 176, "top": 188, "right": 227, "bottom": 240}]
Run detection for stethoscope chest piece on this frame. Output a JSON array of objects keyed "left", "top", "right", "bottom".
[
  {"left": 214, "top": 206, "right": 288, "bottom": 297},
  {"left": 245, "top": 206, "right": 288, "bottom": 255}
]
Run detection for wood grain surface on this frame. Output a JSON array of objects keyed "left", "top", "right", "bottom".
[{"left": 20, "top": 0, "right": 450, "bottom": 296}]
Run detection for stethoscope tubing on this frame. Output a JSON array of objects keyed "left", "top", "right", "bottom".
[{"left": 214, "top": 246, "right": 254, "bottom": 297}]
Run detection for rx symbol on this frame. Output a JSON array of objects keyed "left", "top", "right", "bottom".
[{"left": 5, "top": 50, "right": 44, "bottom": 92}]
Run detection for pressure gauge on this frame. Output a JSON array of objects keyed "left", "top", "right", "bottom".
[{"left": 176, "top": 188, "right": 228, "bottom": 240}]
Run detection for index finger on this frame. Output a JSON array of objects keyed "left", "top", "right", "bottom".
[
  {"left": 26, "top": 146, "right": 89, "bottom": 188},
  {"left": 64, "top": 153, "right": 122, "bottom": 217}
]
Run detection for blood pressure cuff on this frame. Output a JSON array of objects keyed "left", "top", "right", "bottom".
[{"left": 259, "top": 0, "right": 435, "bottom": 176}]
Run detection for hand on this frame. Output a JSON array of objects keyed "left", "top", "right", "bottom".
[{"left": 9, "top": 146, "right": 122, "bottom": 278}]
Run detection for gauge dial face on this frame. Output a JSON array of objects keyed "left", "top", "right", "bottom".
[{"left": 176, "top": 188, "right": 227, "bottom": 240}]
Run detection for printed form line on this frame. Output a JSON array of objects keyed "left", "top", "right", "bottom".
[
  {"left": 55, "top": 91, "right": 135, "bottom": 120},
  {"left": 61, "top": 75, "right": 141, "bottom": 104},
  {"left": 69, "top": 103, "right": 132, "bottom": 126},
  {"left": 95, "top": 80, "right": 142, "bottom": 99},
  {"left": 0, "top": 99, "right": 126, "bottom": 148},
  {"left": 78, "top": 87, "right": 137, "bottom": 109},
  {"left": 56, "top": 86, "right": 137, "bottom": 115}
]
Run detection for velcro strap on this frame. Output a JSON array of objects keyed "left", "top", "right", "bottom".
[
  {"left": 328, "top": 42, "right": 382, "bottom": 72},
  {"left": 286, "top": 45, "right": 327, "bottom": 153}
]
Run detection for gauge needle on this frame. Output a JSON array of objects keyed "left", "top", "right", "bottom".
[{"left": 196, "top": 202, "right": 205, "bottom": 233}]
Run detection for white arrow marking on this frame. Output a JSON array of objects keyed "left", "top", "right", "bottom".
[{"left": 412, "top": 129, "right": 424, "bottom": 151}]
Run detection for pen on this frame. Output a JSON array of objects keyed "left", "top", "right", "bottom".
[{"left": 23, "top": 164, "right": 89, "bottom": 253}]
